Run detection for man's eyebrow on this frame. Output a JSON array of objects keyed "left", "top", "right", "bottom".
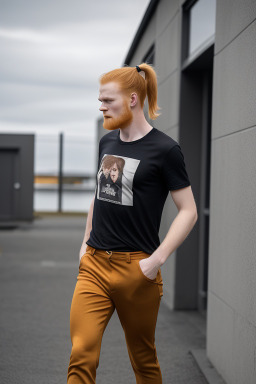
[{"left": 98, "top": 97, "right": 114, "bottom": 101}]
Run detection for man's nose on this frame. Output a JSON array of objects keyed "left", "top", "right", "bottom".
[{"left": 99, "top": 104, "right": 107, "bottom": 111}]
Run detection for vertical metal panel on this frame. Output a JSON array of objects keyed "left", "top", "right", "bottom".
[{"left": 58, "top": 132, "right": 64, "bottom": 213}]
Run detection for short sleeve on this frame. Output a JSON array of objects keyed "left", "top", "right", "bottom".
[
  {"left": 96, "top": 137, "right": 103, "bottom": 174},
  {"left": 161, "top": 145, "right": 191, "bottom": 191},
  {"left": 94, "top": 138, "right": 102, "bottom": 195}
]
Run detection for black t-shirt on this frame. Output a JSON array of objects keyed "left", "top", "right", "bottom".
[{"left": 86, "top": 127, "right": 191, "bottom": 254}]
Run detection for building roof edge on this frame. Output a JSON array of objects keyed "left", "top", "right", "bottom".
[{"left": 122, "top": 0, "right": 159, "bottom": 66}]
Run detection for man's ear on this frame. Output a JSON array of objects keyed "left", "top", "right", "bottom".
[{"left": 130, "top": 92, "right": 138, "bottom": 107}]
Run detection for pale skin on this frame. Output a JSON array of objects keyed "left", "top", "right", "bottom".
[{"left": 79, "top": 80, "right": 198, "bottom": 279}]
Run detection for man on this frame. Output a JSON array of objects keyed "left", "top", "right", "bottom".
[{"left": 67, "top": 63, "right": 198, "bottom": 383}]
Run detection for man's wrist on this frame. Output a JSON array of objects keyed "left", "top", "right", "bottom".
[
  {"left": 151, "top": 244, "right": 172, "bottom": 267},
  {"left": 150, "top": 250, "right": 165, "bottom": 268}
]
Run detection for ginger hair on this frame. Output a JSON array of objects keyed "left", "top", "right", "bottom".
[{"left": 99, "top": 63, "right": 161, "bottom": 120}]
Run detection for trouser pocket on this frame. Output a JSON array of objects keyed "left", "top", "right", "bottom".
[
  {"left": 135, "top": 259, "right": 163, "bottom": 297},
  {"left": 158, "top": 280, "right": 163, "bottom": 297}
]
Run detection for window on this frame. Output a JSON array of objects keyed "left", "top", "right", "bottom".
[
  {"left": 189, "top": 0, "right": 216, "bottom": 56},
  {"left": 182, "top": 0, "right": 216, "bottom": 62}
]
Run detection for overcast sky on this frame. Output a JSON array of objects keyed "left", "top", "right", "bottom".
[{"left": 0, "top": 0, "right": 150, "bottom": 142}]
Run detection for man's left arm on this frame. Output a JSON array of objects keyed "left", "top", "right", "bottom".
[{"left": 139, "top": 185, "right": 198, "bottom": 279}]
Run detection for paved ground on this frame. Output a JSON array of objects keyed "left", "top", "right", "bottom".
[{"left": 0, "top": 215, "right": 207, "bottom": 384}]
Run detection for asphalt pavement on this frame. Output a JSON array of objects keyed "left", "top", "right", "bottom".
[{"left": 0, "top": 215, "right": 208, "bottom": 384}]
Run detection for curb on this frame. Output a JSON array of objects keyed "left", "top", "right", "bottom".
[{"left": 189, "top": 349, "right": 226, "bottom": 384}]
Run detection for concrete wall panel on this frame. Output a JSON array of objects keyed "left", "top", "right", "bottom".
[
  {"left": 207, "top": 291, "right": 256, "bottom": 384},
  {"left": 156, "top": 13, "right": 179, "bottom": 83},
  {"left": 157, "top": 72, "right": 179, "bottom": 132},
  {"left": 158, "top": 125, "right": 180, "bottom": 309},
  {"left": 156, "top": 0, "right": 179, "bottom": 37},
  {"left": 215, "top": 0, "right": 256, "bottom": 54},
  {"left": 128, "top": 12, "right": 157, "bottom": 65},
  {"left": 212, "top": 20, "right": 256, "bottom": 139},
  {"left": 208, "top": 128, "right": 256, "bottom": 325},
  {"left": 207, "top": 292, "right": 234, "bottom": 383}
]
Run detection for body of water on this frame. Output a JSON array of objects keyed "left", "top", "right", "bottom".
[
  {"left": 34, "top": 190, "right": 95, "bottom": 213},
  {"left": 33, "top": 134, "right": 97, "bottom": 213}
]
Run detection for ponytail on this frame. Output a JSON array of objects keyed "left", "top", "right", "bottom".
[{"left": 136, "top": 63, "right": 161, "bottom": 120}]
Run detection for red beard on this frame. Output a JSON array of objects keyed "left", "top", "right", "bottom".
[{"left": 103, "top": 100, "right": 133, "bottom": 131}]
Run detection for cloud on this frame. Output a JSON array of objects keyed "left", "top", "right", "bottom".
[
  {"left": 0, "top": 21, "right": 126, "bottom": 86},
  {"left": 0, "top": 0, "right": 148, "bottom": 29},
  {"left": 0, "top": 0, "right": 150, "bottom": 138}
]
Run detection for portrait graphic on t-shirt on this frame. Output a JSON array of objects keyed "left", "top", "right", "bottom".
[{"left": 96, "top": 154, "right": 140, "bottom": 206}]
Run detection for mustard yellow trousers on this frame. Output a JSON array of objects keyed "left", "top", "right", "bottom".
[{"left": 67, "top": 245, "right": 163, "bottom": 384}]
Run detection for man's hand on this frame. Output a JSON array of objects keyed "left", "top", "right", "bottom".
[{"left": 139, "top": 255, "right": 162, "bottom": 280}]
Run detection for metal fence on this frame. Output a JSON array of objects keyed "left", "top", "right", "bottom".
[{"left": 34, "top": 133, "right": 96, "bottom": 213}]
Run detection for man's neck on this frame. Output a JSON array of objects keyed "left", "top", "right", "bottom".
[{"left": 119, "top": 116, "right": 153, "bottom": 143}]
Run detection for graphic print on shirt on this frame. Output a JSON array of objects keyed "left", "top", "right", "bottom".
[{"left": 96, "top": 154, "right": 140, "bottom": 206}]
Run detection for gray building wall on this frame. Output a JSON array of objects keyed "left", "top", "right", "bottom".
[
  {"left": 206, "top": 1, "right": 256, "bottom": 383},
  {"left": 0, "top": 134, "right": 34, "bottom": 221}
]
